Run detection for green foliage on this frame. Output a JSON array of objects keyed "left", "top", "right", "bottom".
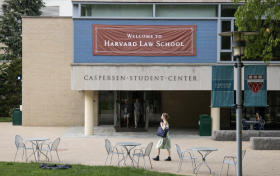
[
  {"left": 233, "top": 0, "right": 280, "bottom": 63},
  {"left": 0, "top": 0, "right": 44, "bottom": 60},
  {"left": 0, "top": 162, "right": 186, "bottom": 176},
  {"left": 0, "top": 59, "right": 22, "bottom": 117}
]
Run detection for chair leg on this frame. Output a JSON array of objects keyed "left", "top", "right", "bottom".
[
  {"left": 117, "top": 154, "right": 120, "bottom": 167},
  {"left": 148, "top": 156, "right": 152, "bottom": 169},
  {"left": 143, "top": 157, "right": 146, "bottom": 169},
  {"left": 56, "top": 150, "right": 60, "bottom": 162},
  {"left": 177, "top": 159, "right": 181, "bottom": 173},
  {"left": 50, "top": 151, "right": 53, "bottom": 163},
  {"left": 32, "top": 148, "right": 36, "bottom": 160},
  {"left": 179, "top": 159, "right": 183, "bottom": 171},
  {"left": 219, "top": 162, "right": 224, "bottom": 176},
  {"left": 14, "top": 149, "right": 18, "bottom": 162},
  {"left": 110, "top": 154, "right": 113, "bottom": 164},
  {"left": 25, "top": 149, "right": 28, "bottom": 163},
  {"left": 122, "top": 154, "right": 126, "bottom": 166},
  {"left": 227, "top": 164, "right": 230, "bottom": 176},
  {"left": 46, "top": 151, "right": 49, "bottom": 161},
  {"left": 22, "top": 149, "right": 24, "bottom": 160},
  {"left": 234, "top": 164, "right": 237, "bottom": 176},
  {"left": 191, "top": 159, "right": 195, "bottom": 174},
  {"left": 105, "top": 154, "right": 109, "bottom": 165}
]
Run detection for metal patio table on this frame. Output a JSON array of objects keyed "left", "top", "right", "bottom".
[
  {"left": 116, "top": 142, "right": 141, "bottom": 167},
  {"left": 246, "top": 121, "right": 259, "bottom": 130},
  {"left": 25, "top": 138, "right": 49, "bottom": 162},
  {"left": 190, "top": 147, "right": 218, "bottom": 176}
]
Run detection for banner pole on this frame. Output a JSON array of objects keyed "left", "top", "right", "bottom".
[{"left": 236, "top": 56, "right": 242, "bottom": 176}]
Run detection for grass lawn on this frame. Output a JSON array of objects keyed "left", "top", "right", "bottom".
[
  {"left": 0, "top": 117, "right": 12, "bottom": 122},
  {"left": 0, "top": 162, "right": 186, "bottom": 176}
]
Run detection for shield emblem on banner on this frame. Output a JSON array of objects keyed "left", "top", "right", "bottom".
[{"left": 247, "top": 75, "right": 264, "bottom": 94}]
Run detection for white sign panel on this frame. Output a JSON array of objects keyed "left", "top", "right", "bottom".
[{"left": 71, "top": 66, "right": 212, "bottom": 90}]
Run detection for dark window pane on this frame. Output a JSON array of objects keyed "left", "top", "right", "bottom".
[
  {"left": 221, "top": 21, "right": 231, "bottom": 49},
  {"left": 220, "top": 52, "right": 232, "bottom": 61},
  {"left": 221, "top": 5, "right": 239, "bottom": 17}
]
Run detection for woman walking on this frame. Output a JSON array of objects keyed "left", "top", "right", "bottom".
[{"left": 153, "top": 113, "right": 171, "bottom": 161}]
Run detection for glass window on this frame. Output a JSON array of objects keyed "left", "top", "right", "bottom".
[
  {"left": 220, "top": 52, "right": 232, "bottom": 61},
  {"left": 221, "top": 5, "right": 239, "bottom": 17},
  {"left": 156, "top": 5, "right": 218, "bottom": 17},
  {"left": 221, "top": 21, "right": 231, "bottom": 50},
  {"left": 81, "top": 4, "right": 153, "bottom": 17}
]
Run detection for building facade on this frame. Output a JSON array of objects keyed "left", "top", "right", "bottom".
[{"left": 22, "top": 1, "right": 280, "bottom": 135}]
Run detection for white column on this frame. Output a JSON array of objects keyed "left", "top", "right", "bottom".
[
  {"left": 211, "top": 107, "right": 220, "bottom": 132},
  {"left": 85, "top": 90, "right": 94, "bottom": 135}
]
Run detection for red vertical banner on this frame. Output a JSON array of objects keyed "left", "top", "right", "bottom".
[{"left": 92, "top": 24, "right": 196, "bottom": 56}]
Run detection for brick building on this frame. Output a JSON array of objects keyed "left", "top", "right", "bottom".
[{"left": 22, "top": 1, "right": 280, "bottom": 135}]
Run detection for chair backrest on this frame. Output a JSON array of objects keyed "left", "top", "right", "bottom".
[
  {"left": 105, "top": 139, "right": 112, "bottom": 154},
  {"left": 144, "top": 142, "right": 153, "bottom": 156},
  {"left": 242, "top": 120, "right": 249, "bottom": 127},
  {"left": 175, "top": 144, "right": 182, "bottom": 158},
  {"left": 259, "top": 119, "right": 265, "bottom": 126},
  {"left": 51, "top": 138, "right": 60, "bottom": 150},
  {"left": 14, "top": 135, "right": 24, "bottom": 149}
]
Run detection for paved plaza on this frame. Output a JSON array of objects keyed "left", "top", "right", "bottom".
[{"left": 0, "top": 123, "right": 279, "bottom": 176}]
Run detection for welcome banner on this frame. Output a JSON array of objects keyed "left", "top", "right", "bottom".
[
  {"left": 92, "top": 24, "right": 196, "bottom": 56},
  {"left": 244, "top": 65, "right": 267, "bottom": 107},
  {"left": 212, "top": 65, "right": 234, "bottom": 107}
]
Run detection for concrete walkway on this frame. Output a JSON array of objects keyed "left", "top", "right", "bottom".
[{"left": 0, "top": 123, "right": 279, "bottom": 176}]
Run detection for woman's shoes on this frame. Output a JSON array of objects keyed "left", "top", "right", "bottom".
[
  {"left": 152, "top": 156, "right": 159, "bottom": 161},
  {"left": 164, "top": 157, "right": 171, "bottom": 161}
]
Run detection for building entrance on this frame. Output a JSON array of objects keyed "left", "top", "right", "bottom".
[{"left": 115, "top": 91, "right": 162, "bottom": 129}]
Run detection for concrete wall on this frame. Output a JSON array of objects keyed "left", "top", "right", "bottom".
[
  {"left": 22, "top": 17, "right": 85, "bottom": 126},
  {"left": 163, "top": 91, "right": 230, "bottom": 128}
]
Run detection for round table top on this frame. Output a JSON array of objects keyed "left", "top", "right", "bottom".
[
  {"left": 116, "top": 142, "right": 141, "bottom": 146},
  {"left": 25, "top": 138, "right": 49, "bottom": 141},
  {"left": 190, "top": 147, "right": 218, "bottom": 151},
  {"left": 246, "top": 121, "right": 258, "bottom": 123}
]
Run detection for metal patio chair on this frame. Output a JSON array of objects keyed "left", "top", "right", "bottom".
[
  {"left": 132, "top": 142, "right": 153, "bottom": 169},
  {"left": 219, "top": 150, "right": 246, "bottom": 176},
  {"left": 259, "top": 119, "right": 265, "bottom": 130},
  {"left": 242, "top": 119, "right": 250, "bottom": 130},
  {"left": 175, "top": 144, "right": 197, "bottom": 174},
  {"left": 14, "top": 135, "right": 35, "bottom": 162},
  {"left": 104, "top": 139, "right": 125, "bottom": 167},
  {"left": 40, "top": 138, "right": 61, "bottom": 163}
]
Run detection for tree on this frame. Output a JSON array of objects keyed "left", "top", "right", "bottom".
[
  {"left": 0, "top": 0, "right": 44, "bottom": 60},
  {"left": 0, "top": 59, "right": 21, "bottom": 117},
  {"left": 234, "top": 0, "right": 280, "bottom": 62}
]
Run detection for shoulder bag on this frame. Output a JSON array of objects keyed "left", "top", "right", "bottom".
[{"left": 156, "top": 126, "right": 169, "bottom": 137}]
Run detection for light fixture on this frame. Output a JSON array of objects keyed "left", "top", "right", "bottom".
[{"left": 219, "top": 31, "right": 259, "bottom": 57}]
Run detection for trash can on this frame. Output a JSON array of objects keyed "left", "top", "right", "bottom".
[
  {"left": 198, "top": 114, "right": 211, "bottom": 136},
  {"left": 12, "top": 108, "right": 22, "bottom": 125}
]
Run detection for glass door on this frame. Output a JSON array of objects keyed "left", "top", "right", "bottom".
[{"left": 145, "top": 91, "right": 162, "bottom": 127}]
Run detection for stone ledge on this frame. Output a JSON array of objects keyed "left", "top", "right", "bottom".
[
  {"left": 250, "top": 137, "right": 280, "bottom": 150},
  {"left": 212, "top": 131, "right": 280, "bottom": 141}
]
